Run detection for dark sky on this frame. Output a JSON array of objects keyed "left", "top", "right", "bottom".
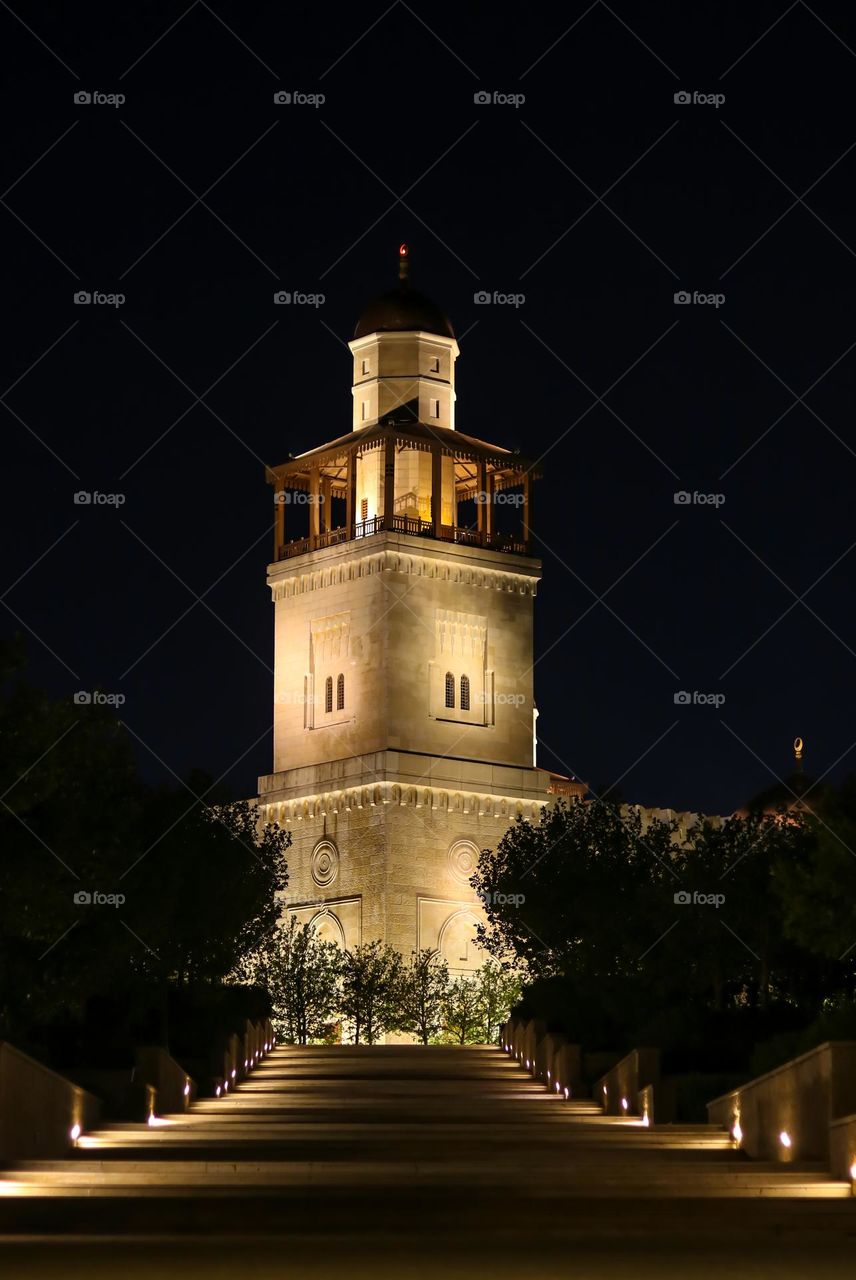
[{"left": 3, "top": 1, "right": 855, "bottom": 816}]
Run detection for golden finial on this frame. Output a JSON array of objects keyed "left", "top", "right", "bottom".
[{"left": 794, "top": 737, "right": 804, "bottom": 770}]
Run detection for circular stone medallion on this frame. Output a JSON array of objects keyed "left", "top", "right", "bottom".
[
  {"left": 448, "top": 839, "right": 479, "bottom": 886},
  {"left": 311, "top": 840, "right": 340, "bottom": 888}
]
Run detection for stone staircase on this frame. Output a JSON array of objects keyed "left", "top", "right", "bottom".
[{"left": 1, "top": 1045, "right": 854, "bottom": 1276}]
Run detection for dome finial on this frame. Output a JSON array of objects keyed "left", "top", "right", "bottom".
[
  {"left": 794, "top": 736, "right": 804, "bottom": 772},
  {"left": 398, "top": 242, "right": 409, "bottom": 285}
]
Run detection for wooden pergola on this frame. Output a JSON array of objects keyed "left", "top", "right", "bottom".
[{"left": 266, "top": 421, "right": 539, "bottom": 561}]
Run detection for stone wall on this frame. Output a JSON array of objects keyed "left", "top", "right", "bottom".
[
  {"left": 707, "top": 1040, "right": 856, "bottom": 1163},
  {"left": 0, "top": 1042, "right": 101, "bottom": 1160}
]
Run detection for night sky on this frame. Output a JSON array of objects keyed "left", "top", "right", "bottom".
[{"left": 3, "top": 1, "right": 855, "bottom": 817}]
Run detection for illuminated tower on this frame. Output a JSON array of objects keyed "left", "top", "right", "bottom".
[{"left": 257, "top": 247, "right": 583, "bottom": 971}]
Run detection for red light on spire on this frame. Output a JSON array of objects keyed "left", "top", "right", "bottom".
[{"left": 399, "top": 242, "right": 408, "bottom": 257}]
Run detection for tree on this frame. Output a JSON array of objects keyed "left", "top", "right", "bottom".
[
  {"left": 0, "top": 641, "right": 143, "bottom": 1039},
  {"left": 471, "top": 797, "right": 678, "bottom": 982},
  {"left": 776, "top": 778, "right": 856, "bottom": 990},
  {"left": 442, "top": 975, "right": 483, "bottom": 1044},
  {"left": 259, "top": 916, "right": 342, "bottom": 1044},
  {"left": 476, "top": 960, "right": 522, "bottom": 1043},
  {"left": 339, "top": 941, "right": 405, "bottom": 1044},
  {"left": 127, "top": 781, "right": 291, "bottom": 987},
  {"left": 400, "top": 948, "right": 449, "bottom": 1044}
]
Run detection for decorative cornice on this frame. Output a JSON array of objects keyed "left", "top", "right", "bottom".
[
  {"left": 260, "top": 781, "right": 545, "bottom": 827},
  {"left": 270, "top": 547, "right": 539, "bottom": 601}
]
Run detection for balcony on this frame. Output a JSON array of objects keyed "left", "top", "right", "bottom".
[{"left": 277, "top": 515, "right": 530, "bottom": 561}]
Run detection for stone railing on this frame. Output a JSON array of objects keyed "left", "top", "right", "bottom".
[
  {"left": 593, "top": 1048, "right": 660, "bottom": 1119},
  {"left": 214, "top": 1018, "right": 274, "bottom": 1097},
  {"left": 829, "top": 1113, "right": 856, "bottom": 1181},
  {"left": 0, "top": 1042, "right": 101, "bottom": 1159},
  {"left": 706, "top": 1040, "right": 856, "bottom": 1165},
  {"left": 499, "top": 1018, "right": 582, "bottom": 1098},
  {"left": 135, "top": 1047, "right": 196, "bottom": 1115}
]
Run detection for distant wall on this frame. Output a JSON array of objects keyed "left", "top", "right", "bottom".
[{"left": 0, "top": 1042, "right": 101, "bottom": 1160}]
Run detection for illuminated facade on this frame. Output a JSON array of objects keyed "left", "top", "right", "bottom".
[{"left": 257, "top": 248, "right": 585, "bottom": 972}]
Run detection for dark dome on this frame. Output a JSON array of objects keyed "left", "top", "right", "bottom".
[{"left": 354, "top": 285, "right": 455, "bottom": 340}]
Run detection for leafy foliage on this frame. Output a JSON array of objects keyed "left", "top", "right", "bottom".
[
  {"left": 399, "top": 948, "right": 449, "bottom": 1044},
  {"left": 339, "top": 940, "right": 406, "bottom": 1044}
]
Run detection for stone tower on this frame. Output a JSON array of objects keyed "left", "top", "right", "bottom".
[{"left": 257, "top": 247, "right": 583, "bottom": 972}]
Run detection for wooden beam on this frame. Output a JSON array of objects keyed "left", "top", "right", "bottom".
[
  {"left": 383, "top": 433, "right": 395, "bottom": 526},
  {"left": 522, "top": 471, "right": 534, "bottom": 550},
  {"left": 345, "top": 449, "right": 357, "bottom": 538},
  {"left": 476, "top": 459, "right": 487, "bottom": 535},
  {"left": 320, "top": 474, "right": 332, "bottom": 535},
  {"left": 309, "top": 467, "right": 321, "bottom": 539},
  {"left": 431, "top": 446, "right": 443, "bottom": 538},
  {"left": 274, "top": 483, "right": 285, "bottom": 559}
]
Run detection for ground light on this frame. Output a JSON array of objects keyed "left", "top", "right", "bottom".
[
  {"left": 780, "top": 1131, "right": 792, "bottom": 1148},
  {"left": 69, "top": 1123, "right": 81, "bottom": 1143},
  {"left": 732, "top": 1119, "right": 743, "bottom": 1145}
]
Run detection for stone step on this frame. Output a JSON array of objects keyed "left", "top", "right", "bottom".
[{"left": 4, "top": 1166, "right": 845, "bottom": 1192}]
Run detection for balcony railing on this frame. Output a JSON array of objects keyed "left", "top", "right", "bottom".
[{"left": 278, "top": 516, "right": 530, "bottom": 560}]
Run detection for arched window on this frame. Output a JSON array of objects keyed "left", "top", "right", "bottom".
[
  {"left": 460, "top": 674, "right": 470, "bottom": 710},
  {"left": 325, "top": 676, "right": 333, "bottom": 714},
  {"left": 336, "top": 672, "right": 345, "bottom": 711},
  {"left": 444, "top": 672, "right": 455, "bottom": 708}
]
